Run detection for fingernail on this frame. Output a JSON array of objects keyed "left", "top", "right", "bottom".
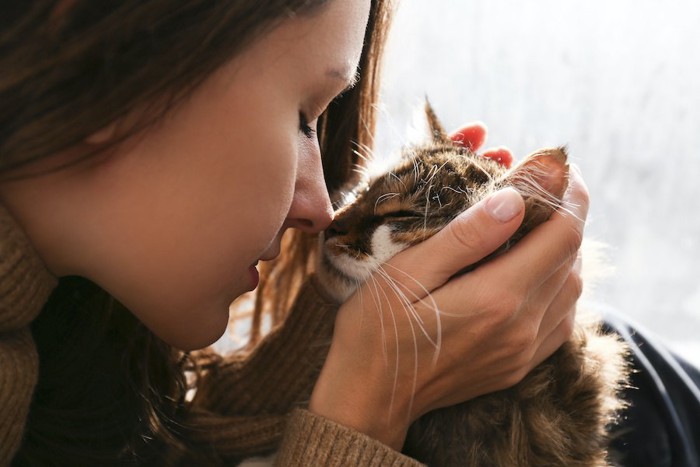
[{"left": 486, "top": 188, "right": 523, "bottom": 223}]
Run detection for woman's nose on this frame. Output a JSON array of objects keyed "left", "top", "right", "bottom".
[
  {"left": 285, "top": 147, "right": 333, "bottom": 234},
  {"left": 285, "top": 190, "right": 333, "bottom": 233}
]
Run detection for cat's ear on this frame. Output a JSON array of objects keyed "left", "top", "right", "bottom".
[
  {"left": 424, "top": 99, "right": 451, "bottom": 144},
  {"left": 501, "top": 147, "right": 570, "bottom": 222}
]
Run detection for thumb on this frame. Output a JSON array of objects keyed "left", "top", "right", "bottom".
[{"left": 385, "top": 188, "right": 525, "bottom": 298}]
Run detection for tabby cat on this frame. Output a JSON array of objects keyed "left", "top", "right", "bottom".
[{"left": 313, "top": 104, "right": 630, "bottom": 467}]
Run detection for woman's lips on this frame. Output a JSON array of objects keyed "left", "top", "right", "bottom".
[{"left": 247, "top": 235, "right": 283, "bottom": 289}]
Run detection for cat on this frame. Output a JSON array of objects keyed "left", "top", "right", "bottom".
[{"left": 312, "top": 103, "right": 630, "bottom": 467}]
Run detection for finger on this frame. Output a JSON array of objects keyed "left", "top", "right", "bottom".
[
  {"left": 449, "top": 122, "right": 487, "bottom": 151},
  {"left": 385, "top": 187, "right": 525, "bottom": 299},
  {"left": 529, "top": 274, "right": 581, "bottom": 369},
  {"left": 535, "top": 266, "right": 582, "bottom": 340},
  {"left": 524, "top": 250, "right": 578, "bottom": 319},
  {"left": 421, "top": 249, "right": 573, "bottom": 336},
  {"left": 481, "top": 146, "right": 514, "bottom": 169},
  {"left": 530, "top": 311, "right": 576, "bottom": 371},
  {"left": 487, "top": 162, "right": 590, "bottom": 295}
]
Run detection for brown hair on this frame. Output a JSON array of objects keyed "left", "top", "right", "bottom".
[{"left": 2, "top": 0, "right": 394, "bottom": 465}]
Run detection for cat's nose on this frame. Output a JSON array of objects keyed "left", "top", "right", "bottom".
[{"left": 325, "top": 218, "right": 350, "bottom": 239}]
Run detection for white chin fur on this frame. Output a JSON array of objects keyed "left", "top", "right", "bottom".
[{"left": 318, "top": 225, "right": 409, "bottom": 302}]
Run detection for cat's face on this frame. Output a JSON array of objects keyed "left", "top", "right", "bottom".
[{"left": 317, "top": 112, "right": 569, "bottom": 303}]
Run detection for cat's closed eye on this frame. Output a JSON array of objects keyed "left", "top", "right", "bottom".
[{"left": 382, "top": 210, "right": 421, "bottom": 219}]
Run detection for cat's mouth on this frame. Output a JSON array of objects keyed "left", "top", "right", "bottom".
[
  {"left": 320, "top": 252, "right": 355, "bottom": 284},
  {"left": 320, "top": 234, "right": 381, "bottom": 288}
]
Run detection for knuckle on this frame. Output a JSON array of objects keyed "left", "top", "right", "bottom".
[
  {"left": 511, "top": 327, "right": 538, "bottom": 356},
  {"left": 503, "top": 366, "right": 530, "bottom": 389},
  {"left": 569, "top": 271, "right": 584, "bottom": 300},
  {"left": 559, "top": 313, "right": 576, "bottom": 339},
  {"left": 485, "top": 292, "right": 523, "bottom": 326},
  {"left": 496, "top": 321, "right": 538, "bottom": 363}
]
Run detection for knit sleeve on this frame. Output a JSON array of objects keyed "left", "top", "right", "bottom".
[
  {"left": 276, "top": 408, "right": 423, "bottom": 466},
  {"left": 190, "top": 277, "right": 423, "bottom": 466},
  {"left": 0, "top": 206, "right": 58, "bottom": 464}
]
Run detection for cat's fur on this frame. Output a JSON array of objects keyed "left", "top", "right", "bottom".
[{"left": 314, "top": 104, "right": 630, "bottom": 466}]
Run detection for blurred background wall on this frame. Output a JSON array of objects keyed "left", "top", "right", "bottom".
[{"left": 375, "top": 0, "right": 700, "bottom": 365}]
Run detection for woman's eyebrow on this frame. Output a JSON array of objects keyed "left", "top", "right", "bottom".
[{"left": 326, "top": 66, "right": 360, "bottom": 92}]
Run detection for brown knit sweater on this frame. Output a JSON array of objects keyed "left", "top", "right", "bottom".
[{"left": 0, "top": 204, "right": 422, "bottom": 466}]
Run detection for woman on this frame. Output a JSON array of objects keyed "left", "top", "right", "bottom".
[{"left": 0, "top": 0, "right": 590, "bottom": 465}]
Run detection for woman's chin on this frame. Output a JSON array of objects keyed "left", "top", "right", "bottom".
[{"left": 153, "top": 309, "right": 231, "bottom": 351}]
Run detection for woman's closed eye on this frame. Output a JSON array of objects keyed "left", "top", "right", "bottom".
[{"left": 299, "top": 112, "right": 316, "bottom": 139}]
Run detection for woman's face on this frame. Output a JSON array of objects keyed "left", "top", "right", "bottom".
[{"left": 0, "top": 0, "right": 371, "bottom": 350}]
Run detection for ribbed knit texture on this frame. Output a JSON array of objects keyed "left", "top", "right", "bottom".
[
  {"left": 278, "top": 409, "right": 421, "bottom": 466},
  {"left": 0, "top": 204, "right": 422, "bottom": 465},
  {"left": 0, "top": 205, "right": 57, "bottom": 464}
]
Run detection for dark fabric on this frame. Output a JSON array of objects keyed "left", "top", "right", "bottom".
[{"left": 602, "top": 310, "right": 700, "bottom": 467}]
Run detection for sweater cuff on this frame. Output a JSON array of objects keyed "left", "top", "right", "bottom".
[{"left": 276, "top": 408, "right": 424, "bottom": 467}]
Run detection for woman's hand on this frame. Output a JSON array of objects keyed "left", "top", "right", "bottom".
[{"left": 308, "top": 123, "right": 589, "bottom": 450}]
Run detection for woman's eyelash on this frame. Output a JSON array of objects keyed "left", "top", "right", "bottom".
[{"left": 299, "top": 112, "right": 316, "bottom": 139}]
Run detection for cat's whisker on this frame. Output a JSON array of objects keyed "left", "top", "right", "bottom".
[
  {"left": 370, "top": 274, "right": 392, "bottom": 367},
  {"left": 361, "top": 269, "right": 421, "bottom": 425},
  {"left": 351, "top": 166, "right": 371, "bottom": 179},
  {"left": 557, "top": 198, "right": 583, "bottom": 223},
  {"left": 351, "top": 147, "right": 370, "bottom": 162},
  {"left": 380, "top": 263, "right": 442, "bottom": 365},
  {"left": 424, "top": 164, "right": 437, "bottom": 184},
  {"left": 423, "top": 183, "right": 433, "bottom": 231},
  {"left": 352, "top": 140, "right": 377, "bottom": 164},
  {"left": 359, "top": 116, "right": 376, "bottom": 149},
  {"left": 506, "top": 164, "right": 581, "bottom": 222},
  {"left": 441, "top": 185, "right": 466, "bottom": 196},
  {"left": 354, "top": 276, "right": 365, "bottom": 328},
  {"left": 373, "top": 266, "right": 441, "bottom": 414},
  {"left": 473, "top": 164, "right": 494, "bottom": 182},
  {"left": 411, "top": 154, "right": 420, "bottom": 184},
  {"left": 374, "top": 192, "right": 400, "bottom": 213},
  {"left": 389, "top": 171, "right": 408, "bottom": 191},
  {"left": 352, "top": 148, "right": 372, "bottom": 165},
  {"left": 432, "top": 160, "right": 451, "bottom": 179},
  {"left": 375, "top": 266, "right": 442, "bottom": 359},
  {"left": 373, "top": 270, "right": 420, "bottom": 426},
  {"left": 366, "top": 274, "right": 390, "bottom": 369},
  {"left": 369, "top": 272, "right": 404, "bottom": 421},
  {"left": 375, "top": 267, "right": 423, "bottom": 328}
]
